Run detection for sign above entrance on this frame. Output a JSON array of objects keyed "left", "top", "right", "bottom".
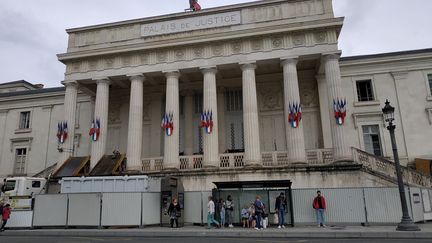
[{"left": 141, "top": 11, "right": 241, "bottom": 37}]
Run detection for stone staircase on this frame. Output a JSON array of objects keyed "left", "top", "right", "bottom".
[{"left": 352, "top": 147, "right": 432, "bottom": 187}]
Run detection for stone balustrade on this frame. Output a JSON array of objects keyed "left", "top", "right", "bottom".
[
  {"left": 141, "top": 149, "right": 335, "bottom": 172},
  {"left": 352, "top": 147, "right": 432, "bottom": 187}
]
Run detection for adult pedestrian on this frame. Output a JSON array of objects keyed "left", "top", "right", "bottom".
[
  {"left": 168, "top": 197, "right": 181, "bottom": 228},
  {"left": 313, "top": 190, "right": 326, "bottom": 227},
  {"left": 275, "top": 192, "right": 287, "bottom": 228},
  {"left": 0, "top": 204, "right": 11, "bottom": 232},
  {"left": 207, "top": 196, "right": 220, "bottom": 229},
  {"left": 254, "top": 196, "right": 264, "bottom": 230},
  {"left": 219, "top": 198, "right": 226, "bottom": 227},
  {"left": 225, "top": 195, "right": 234, "bottom": 227}
]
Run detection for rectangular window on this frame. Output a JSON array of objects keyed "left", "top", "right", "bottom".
[
  {"left": 428, "top": 74, "right": 432, "bottom": 95},
  {"left": 362, "top": 125, "right": 382, "bottom": 156},
  {"left": 194, "top": 94, "right": 203, "bottom": 114},
  {"left": 14, "top": 148, "right": 27, "bottom": 175},
  {"left": 19, "top": 111, "right": 31, "bottom": 129},
  {"left": 356, "top": 80, "right": 374, "bottom": 102},
  {"left": 225, "top": 89, "right": 243, "bottom": 112}
]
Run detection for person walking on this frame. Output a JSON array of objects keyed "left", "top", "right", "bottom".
[
  {"left": 168, "top": 197, "right": 181, "bottom": 228},
  {"left": 275, "top": 192, "right": 287, "bottom": 228},
  {"left": 0, "top": 204, "right": 11, "bottom": 232},
  {"left": 313, "top": 190, "right": 326, "bottom": 227},
  {"left": 207, "top": 196, "right": 220, "bottom": 229},
  {"left": 219, "top": 198, "right": 226, "bottom": 227},
  {"left": 225, "top": 195, "right": 234, "bottom": 228},
  {"left": 254, "top": 196, "right": 264, "bottom": 230}
]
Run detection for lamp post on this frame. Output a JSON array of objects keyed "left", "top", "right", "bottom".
[{"left": 382, "top": 99, "right": 420, "bottom": 231}]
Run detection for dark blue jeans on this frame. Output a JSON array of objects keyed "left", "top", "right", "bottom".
[
  {"left": 256, "top": 213, "right": 262, "bottom": 229},
  {"left": 277, "top": 209, "right": 285, "bottom": 226}
]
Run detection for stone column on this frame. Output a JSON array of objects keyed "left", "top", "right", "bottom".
[
  {"left": 323, "top": 53, "right": 351, "bottom": 161},
  {"left": 126, "top": 74, "right": 145, "bottom": 171},
  {"left": 90, "top": 78, "right": 111, "bottom": 168},
  {"left": 202, "top": 67, "right": 219, "bottom": 167},
  {"left": 183, "top": 91, "right": 194, "bottom": 155},
  {"left": 281, "top": 58, "right": 306, "bottom": 163},
  {"left": 240, "top": 63, "right": 262, "bottom": 166},
  {"left": 57, "top": 81, "right": 78, "bottom": 169},
  {"left": 316, "top": 75, "right": 333, "bottom": 148},
  {"left": 217, "top": 87, "right": 226, "bottom": 154},
  {"left": 163, "top": 71, "right": 180, "bottom": 170},
  {"left": 150, "top": 93, "right": 162, "bottom": 156}
]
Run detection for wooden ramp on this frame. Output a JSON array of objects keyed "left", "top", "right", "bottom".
[
  {"left": 90, "top": 153, "right": 126, "bottom": 176},
  {"left": 53, "top": 156, "right": 90, "bottom": 178}
]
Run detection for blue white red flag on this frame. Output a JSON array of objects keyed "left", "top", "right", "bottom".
[
  {"left": 161, "top": 113, "right": 174, "bottom": 136},
  {"left": 89, "top": 118, "right": 101, "bottom": 141},
  {"left": 57, "top": 121, "right": 68, "bottom": 144},
  {"left": 288, "top": 102, "right": 302, "bottom": 128},
  {"left": 333, "top": 98, "right": 347, "bottom": 125},
  {"left": 200, "top": 110, "right": 213, "bottom": 134}
]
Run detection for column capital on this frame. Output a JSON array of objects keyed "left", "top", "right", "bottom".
[
  {"left": 240, "top": 62, "right": 256, "bottom": 71},
  {"left": 93, "top": 77, "right": 111, "bottom": 85},
  {"left": 164, "top": 71, "right": 180, "bottom": 79},
  {"left": 280, "top": 57, "right": 299, "bottom": 67},
  {"left": 127, "top": 74, "right": 146, "bottom": 82},
  {"left": 200, "top": 67, "right": 218, "bottom": 75},
  {"left": 61, "top": 80, "right": 79, "bottom": 88},
  {"left": 322, "top": 51, "right": 342, "bottom": 61}
]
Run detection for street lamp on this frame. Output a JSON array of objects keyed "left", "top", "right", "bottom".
[{"left": 382, "top": 99, "right": 420, "bottom": 231}]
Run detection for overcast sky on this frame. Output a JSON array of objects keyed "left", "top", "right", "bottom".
[{"left": 0, "top": 0, "right": 430, "bottom": 87}]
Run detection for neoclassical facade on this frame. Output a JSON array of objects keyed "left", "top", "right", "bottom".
[{"left": 1, "top": 0, "right": 431, "bottom": 190}]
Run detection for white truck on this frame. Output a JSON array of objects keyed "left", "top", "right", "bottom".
[{"left": 1, "top": 177, "right": 47, "bottom": 197}]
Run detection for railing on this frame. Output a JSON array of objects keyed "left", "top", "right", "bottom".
[
  {"left": 141, "top": 149, "right": 334, "bottom": 172},
  {"left": 352, "top": 147, "right": 432, "bottom": 187}
]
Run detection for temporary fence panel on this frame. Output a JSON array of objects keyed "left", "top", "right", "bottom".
[
  {"left": 409, "top": 187, "right": 424, "bottom": 222},
  {"left": 201, "top": 191, "right": 212, "bottom": 224},
  {"left": 67, "top": 193, "right": 101, "bottom": 226},
  {"left": 101, "top": 193, "right": 141, "bottom": 226},
  {"left": 184, "top": 191, "right": 203, "bottom": 224},
  {"left": 7, "top": 210, "right": 33, "bottom": 228},
  {"left": 292, "top": 188, "right": 365, "bottom": 224},
  {"left": 425, "top": 189, "right": 432, "bottom": 221},
  {"left": 33, "top": 194, "right": 68, "bottom": 227},
  {"left": 142, "top": 192, "right": 161, "bottom": 225},
  {"left": 364, "top": 187, "right": 402, "bottom": 223}
]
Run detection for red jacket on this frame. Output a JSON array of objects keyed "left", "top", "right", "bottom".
[
  {"left": 313, "top": 196, "right": 326, "bottom": 210},
  {"left": 2, "top": 207, "right": 11, "bottom": 220}
]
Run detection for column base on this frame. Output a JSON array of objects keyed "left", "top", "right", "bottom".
[
  {"left": 163, "top": 167, "right": 179, "bottom": 172},
  {"left": 244, "top": 162, "right": 263, "bottom": 169},
  {"left": 332, "top": 158, "right": 354, "bottom": 165}
]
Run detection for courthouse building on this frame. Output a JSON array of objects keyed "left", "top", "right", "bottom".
[{"left": 1, "top": 0, "right": 432, "bottom": 191}]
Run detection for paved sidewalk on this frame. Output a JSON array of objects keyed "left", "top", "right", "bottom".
[{"left": 1, "top": 224, "right": 432, "bottom": 239}]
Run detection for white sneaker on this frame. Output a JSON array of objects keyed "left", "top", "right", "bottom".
[
  {"left": 318, "top": 224, "right": 321, "bottom": 227},
  {"left": 229, "top": 224, "right": 234, "bottom": 228},
  {"left": 277, "top": 226, "right": 281, "bottom": 229},
  {"left": 282, "top": 225, "right": 285, "bottom": 228},
  {"left": 254, "top": 227, "right": 259, "bottom": 230}
]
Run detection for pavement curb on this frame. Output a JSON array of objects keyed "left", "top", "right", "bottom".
[{"left": 1, "top": 230, "right": 432, "bottom": 239}]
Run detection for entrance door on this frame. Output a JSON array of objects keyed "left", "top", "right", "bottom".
[{"left": 260, "top": 114, "right": 286, "bottom": 152}]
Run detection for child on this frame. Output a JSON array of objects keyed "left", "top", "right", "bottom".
[
  {"left": 248, "top": 203, "right": 256, "bottom": 228},
  {"left": 241, "top": 206, "right": 249, "bottom": 228},
  {"left": 0, "top": 204, "right": 11, "bottom": 232}
]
